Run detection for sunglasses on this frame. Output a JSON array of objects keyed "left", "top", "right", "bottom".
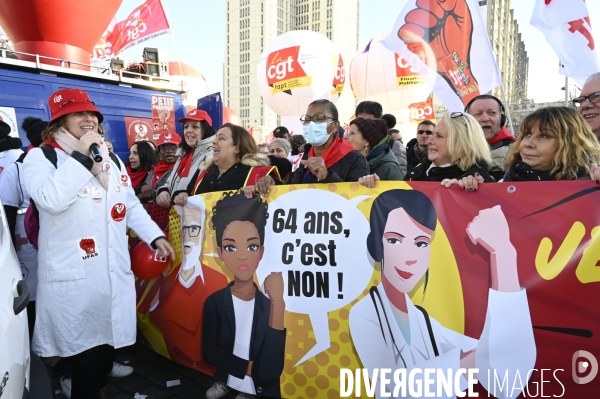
[
  {"left": 159, "top": 144, "right": 178, "bottom": 151},
  {"left": 450, "top": 112, "right": 469, "bottom": 130},
  {"left": 417, "top": 130, "right": 433, "bottom": 135}
]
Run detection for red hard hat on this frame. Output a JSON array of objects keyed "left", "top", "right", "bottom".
[{"left": 131, "top": 242, "right": 170, "bottom": 280}]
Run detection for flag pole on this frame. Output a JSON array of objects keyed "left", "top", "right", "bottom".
[
  {"left": 565, "top": 76, "right": 569, "bottom": 107},
  {"left": 160, "top": 0, "right": 183, "bottom": 76},
  {"left": 499, "top": 85, "right": 516, "bottom": 136}
]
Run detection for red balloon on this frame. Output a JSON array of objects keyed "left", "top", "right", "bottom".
[
  {"left": 0, "top": 0, "right": 122, "bottom": 69},
  {"left": 131, "top": 242, "right": 169, "bottom": 280}
]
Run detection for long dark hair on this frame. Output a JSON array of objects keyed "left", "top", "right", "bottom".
[
  {"left": 128, "top": 140, "right": 157, "bottom": 171},
  {"left": 180, "top": 119, "right": 216, "bottom": 155}
]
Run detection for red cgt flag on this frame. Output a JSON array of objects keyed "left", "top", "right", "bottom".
[{"left": 107, "top": 0, "right": 170, "bottom": 55}]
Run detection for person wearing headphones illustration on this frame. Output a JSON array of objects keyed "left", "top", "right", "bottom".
[
  {"left": 465, "top": 94, "right": 516, "bottom": 181},
  {"left": 349, "top": 189, "right": 536, "bottom": 399}
]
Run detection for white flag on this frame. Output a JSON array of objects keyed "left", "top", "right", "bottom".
[
  {"left": 531, "top": 0, "right": 600, "bottom": 85},
  {"left": 382, "top": 0, "right": 502, "bottom": 112}
]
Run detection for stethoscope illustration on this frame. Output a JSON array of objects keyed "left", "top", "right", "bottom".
[{"left": 369, "top": 286, "right": 440, "bottom": 369}]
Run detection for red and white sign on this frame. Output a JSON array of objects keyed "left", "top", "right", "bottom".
[
  {"left": 395, "top": 53, "right": 426, "bottom": 87},
  {"left": 107, "top": 0, "right": 171, "bottom": 55},
  {"left": 151, "top": 95, "right": 175, "bottom": 133},
  {"left": 331, "top": 53, "right": 345, "bottom": 97},
  {"left": 92, "top": 17, "right": 118, "bottom": 60},
  {"left": 266, "top": 46, "right": 309, "bottom": 95},
  {"left": 124, "top": 117, "right": 157, "bottom": 148},
  {"left": 531, "top": 0, "right": 600, "bottom": 85},
  {"left": 408, "top": 97, "right": 436, "bottom": 125},
  {"left": 111, "top": 203, "right": 127, "bottom": 222}
]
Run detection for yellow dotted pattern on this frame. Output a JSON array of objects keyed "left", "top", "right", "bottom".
[{"left": 143, "top": 185, "right": 465, "bottom": 399}]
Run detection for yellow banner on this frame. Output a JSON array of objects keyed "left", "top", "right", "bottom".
[
  {"left": 396, "top": 75, "right": 426, "bottom": 87},
  {"left": 271, "top": 76, "right": 313, "bottom": 94},
  {"left": 331, "top": 83, "right": 344, "bottom": 95}
]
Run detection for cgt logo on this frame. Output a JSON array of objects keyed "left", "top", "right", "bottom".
[
  {"left": 266, "top": 46, "right": 305, "bottom": 84},
  {"left": 572, "top": 350, "right": 598, "bottom": 384}
]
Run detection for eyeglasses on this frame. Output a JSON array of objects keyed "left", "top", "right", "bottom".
[
  {"left": 417, "top": 130, "right": 433, "bottom": 135},
  {"left": 572, "top": 92, "right": 600, "bottom": 108},
  {"left": 450, "top": 112, "right": 469, "bottom": 130},
  {"left": 299, "top": 113, "right": 337, "bottom": 126},
  {"left": 182, "top": 225, "right": 201, "bottom": 237},
  {"left": 159, "top": 144, "right": 178, "bottom": 152}
]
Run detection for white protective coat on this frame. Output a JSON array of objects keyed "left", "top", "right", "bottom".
[
  {"left": 24, "top": 148, "right": 163, "bottom": 357},
  {"left": 349, "top": 285, "right": 536, "bottom": 399}
]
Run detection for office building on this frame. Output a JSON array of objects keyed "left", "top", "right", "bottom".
[{"left": 225, "top": 0, "right": 359, "bottom": 141}]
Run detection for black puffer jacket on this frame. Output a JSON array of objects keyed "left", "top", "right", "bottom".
[
  {"left": 405, "top": 159, "right": 494, "bottom": 182},
  {"left": 290, "top": 144, "right": 369, "bottom": 183}
]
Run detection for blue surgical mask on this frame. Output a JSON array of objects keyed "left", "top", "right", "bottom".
[{"left": 303, "top": 122, "right": 332, "bottom": 147}]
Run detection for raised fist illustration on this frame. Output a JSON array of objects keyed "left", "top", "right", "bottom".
[
  {"left": 398, "top": 0, "right": 480, "bottom": 104},
  {"left": 80, "top": 238, "right": 96, "bottom": 255}
]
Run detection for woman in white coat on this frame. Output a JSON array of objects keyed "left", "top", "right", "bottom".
[
  {"left": 24, "top": 88, "right": 174, "bottom": 399},
  {"left": 349, "top": 189, "right": 536, "bottom": 399}
]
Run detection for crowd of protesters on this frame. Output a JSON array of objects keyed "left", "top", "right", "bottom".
[{"left": 2, "top": 71, "right": 600, "bottom": 399}]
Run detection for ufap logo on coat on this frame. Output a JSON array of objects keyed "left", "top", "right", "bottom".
[
  {"left": 79, "top": 238, "right": 99, "bottom": 260},
  {"left": 266, "top": 46, "right": 311, "bottom": 95}
]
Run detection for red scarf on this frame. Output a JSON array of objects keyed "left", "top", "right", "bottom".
[
  {"left": 42, "top": 140, "right": 63, "bottom": 151},
  {"left": 307, "top": 137, "right": 355, "bottom": 170},
  {"left": 176, "top": 150, "right": 194, "bottom": 178},
  {"left": 126, "top": 165, "right": 148, "bottom": 190},
  {"left": 152, "top": 160, "right": 176, "bottom": 186},
  {"left": 488, "top": 126, "right": 516, "bottom": 146}
]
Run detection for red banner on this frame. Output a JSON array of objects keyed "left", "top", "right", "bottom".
[{"left": 107, "top": 0, "right": 170, "bottom": 55}]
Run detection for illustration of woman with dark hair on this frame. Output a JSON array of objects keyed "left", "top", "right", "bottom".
[
  {"left": 202, "top": 192, "right": 286, "bottom": 399},
  {"left": 349, "top": 189, "right": 536, "bottom": 399}
]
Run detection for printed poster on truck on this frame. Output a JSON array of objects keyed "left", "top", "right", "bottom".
[
  {"left": 124, "top": 117, "right": 158, "bottom": 148},
  {"left": 0, "top": 106, "right": 19, "bottom": 138},
  {"left": 151, "top": 95, "right": 175, "bottom": 133},
  {"left": 134, "top": 181, "right": 600, "bottom": 398}
]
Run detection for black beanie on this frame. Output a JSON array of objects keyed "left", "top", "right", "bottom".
[
  {"left": 0, "top": 120, "right": 10, "bottom": 138},
  {"left": 350, "top": 117, "right": 388, "bottom": 149},
  {"left": 22, "top": 117, "right": 48, "bottom": 147}
]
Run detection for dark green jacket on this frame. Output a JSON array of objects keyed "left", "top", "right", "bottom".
[{"left": 367, "top": 137, "right": 404, "bottom": 181}]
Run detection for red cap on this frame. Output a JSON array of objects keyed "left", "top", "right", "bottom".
[
  {"left": 157, "top": 132, "right": 182, "bottom": 146},
  {"left": 177, "top": 109, "right": 212, "bottom": 126},
  {"left": 48, "top": 88, "right": 103, "bottom": 123}
]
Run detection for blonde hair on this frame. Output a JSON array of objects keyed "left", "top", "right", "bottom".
[
  {"left": 443, "top": 112, "right": 492, "bottom": 170},
  {"left": 506, "top": 106, "right": 600, "bottom": 180}
]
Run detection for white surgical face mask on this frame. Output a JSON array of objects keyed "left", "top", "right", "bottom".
[{"left": 303, "top": 121, "right": 332, "bottom": 147}]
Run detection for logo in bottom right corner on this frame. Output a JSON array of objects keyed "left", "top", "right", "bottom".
[{"left": 572, "top": 350, "right": 598, "bottom": 384}]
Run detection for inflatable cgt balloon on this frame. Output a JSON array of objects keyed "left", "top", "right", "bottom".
[
  {"left": 131, "top": 242, "right": 170, "bottom": 280},
  {"left": 350, "top": 31, "right": 432, "bottom": 135},
  {"left": 257, "top": 30, "right": 341, "bottom": 117}
]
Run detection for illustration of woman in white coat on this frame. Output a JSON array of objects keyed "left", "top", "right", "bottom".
[{"left": 349, "top": 189, "right": 536, "bottom": 399}]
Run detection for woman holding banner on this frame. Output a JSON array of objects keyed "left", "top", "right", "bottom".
[
  {"left": 446, "top": 107, "right": 600, "bottom": 191},
  {"left": 203, "top": 192, "right": 286, "bottom": 399},
  {"left": 404, "top": 112, "right": 494, "bottom": 183},
  {"left": 155, "top": 109, "right": 215, "bottom": 207},
  {"left": 349, "top": 189, "right": 536, "bottom": 399}
]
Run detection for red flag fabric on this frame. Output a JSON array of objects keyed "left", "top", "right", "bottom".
[{"left": 107, "top": 0, "right": 170, "bottom": 55}]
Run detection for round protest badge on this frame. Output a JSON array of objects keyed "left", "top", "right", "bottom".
[
  {"left": 120, "top": 174, "right": 129, "bottom": 187},
  {"left": 111, "top": 203, "right": 127, "bottom": 222},
  {"left": 102, "top": 162, "right": 111, "bottom": 175},
  {"left": 78, "top": 186, "right": 90, "bottom": 198},
  {"left": 115, "top": 185, "right": 121, "bottom": 192}
]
